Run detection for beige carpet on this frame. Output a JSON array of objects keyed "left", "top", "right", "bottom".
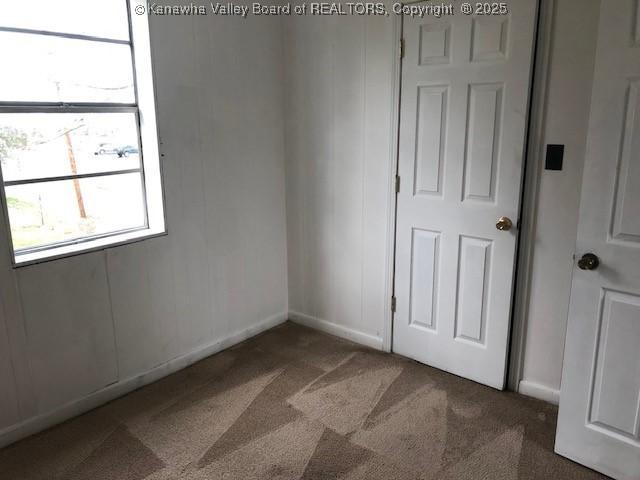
[{"left": 0, "top": 322, "right": 608, "bottom": 480}]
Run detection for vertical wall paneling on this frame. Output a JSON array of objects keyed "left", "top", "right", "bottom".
[
  {"left": 284, "top": 12, "right": 395, "bottom": 343},
  {"left": 0, "top": 298, "right": 19, "bottom": 429},
  {"left": 16, "top": 253, "right": 118, "bottom": 413}
]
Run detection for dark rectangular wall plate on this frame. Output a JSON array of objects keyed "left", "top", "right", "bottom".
[{"left": 545, "top": 144, "right": 565, "bottom": 171}]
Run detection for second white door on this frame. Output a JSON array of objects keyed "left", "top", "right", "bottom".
[
  {"left": 393, "top": 1, "right": 538, "bottom": 388},
  {"left": 555, "top": 1, "right": 640, "bottom": 478}
]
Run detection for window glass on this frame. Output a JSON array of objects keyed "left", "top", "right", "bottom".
[
  {"left": 0, "top": 113, "right": 141, "bottom": 182},
  {"left": 6, "top": 172, "right": 146, "bottom": 251},
  {"left": 0, "top": 32, "right": 135, "bottom": 103},
  {"left": 0, "top": 0, "right": 164, "bottom": 262},
  {"left": 0, "top": 0, "right": 130, "bottom": 40}
]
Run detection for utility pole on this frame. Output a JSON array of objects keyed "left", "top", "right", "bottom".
[
  {"left": 55, "top": 81, "right": 86, "bottom": 218},
  {"left": 63, "top": 130, "right": 86, "bottom": 219}
]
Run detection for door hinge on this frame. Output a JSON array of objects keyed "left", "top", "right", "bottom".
[
  {"left": 391, "top": 296, "right": 397, "bottom": 313},
  {"left": 395, "top": 175, "right": 401, "bottom": 193},
  {"left": 399, "top": 38, "right": 405, "bottom": 59}
]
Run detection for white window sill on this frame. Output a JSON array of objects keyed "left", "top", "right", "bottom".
[{"left": 13, "top": 227, "right": 167, "bottom": 268}]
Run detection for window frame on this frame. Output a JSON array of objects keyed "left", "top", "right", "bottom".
[{"left": 0, "top": 0, "right": 166, "bottom": 267}]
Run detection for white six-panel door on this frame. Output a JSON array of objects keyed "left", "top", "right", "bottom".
[
  {"left": 393, "top": 1, "right": 537, "bottom": 388},
  {"left": 555, "top": 2, "right": 640, "bottom": 479}
]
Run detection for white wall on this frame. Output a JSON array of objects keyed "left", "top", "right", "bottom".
[
  {"left": 0, "top": 10, "right": 288, "bottom": 445},
  {"left": 284, "top": 12, "right": 396, "bottom": 348},
  {"left": 517, "top": 0, "right": 600, "bottom": 403}
]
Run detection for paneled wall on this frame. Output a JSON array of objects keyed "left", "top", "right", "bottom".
[
  {"left": 0, "top": 10, "right": 288, "bottom": 444},
  {"left": 283, "top": 11, "right": 396, "bottom": 348}
]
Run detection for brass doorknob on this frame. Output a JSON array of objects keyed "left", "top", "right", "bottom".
[
  {"left": 578, "top": 253, "right": 600, "bottom": 271},
  {"left": 496, "top": 216, "right": 513, "bottom": 231}
]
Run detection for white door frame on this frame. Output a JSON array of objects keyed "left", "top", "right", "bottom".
[
  {"left": 506, "top": 0, "right": 557, "bottom": 392},
  {"left": 383, "top": 0, "right": 552, "bottom": 393}
]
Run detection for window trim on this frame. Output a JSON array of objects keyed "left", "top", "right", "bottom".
[
  {"left": 4, "top": 168, "right": 143, "bottom": 188},
  {"left": 0, "top": 0, "right": 166, "bottom": 267},
  {"left": 0, "top": 26, "right": 131, "bottom": 46}
]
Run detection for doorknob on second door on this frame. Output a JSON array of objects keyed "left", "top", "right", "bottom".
[
  {"left": 496, "top": 217, "right": 513, "bottom": 231},
  {"left": 577, "top": 253, "right": 600, "bottom": 271}
]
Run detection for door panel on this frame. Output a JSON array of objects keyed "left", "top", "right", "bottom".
[
  {"left": 393, "top": 1, "right": 538, "bottom": 389},
  {"left": 415, "top": 86, "right": 447, "bottom": 195},
  {"left": 555, "top": 2, "right": 640, "bottom": 478},
  {"left": 589, "top": 290, "right": 640, "bottom": 439},
  {"left": 463, "top": 84, "right": 502, "bottom": 201},
  {"left": 455, "top": 235, "right": 492, "bottom": 344},
  {"left": 612, "top": 79, "right": 640, "bottom": 242},
  {"left": 471, "top": 17, "right": 509, "bottom": 62},
  {"left": 409, "top": 229, "right": 440, "bottom": 330}
]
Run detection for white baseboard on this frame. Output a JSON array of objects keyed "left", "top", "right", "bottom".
[
  {"left": 518, "top": 380, "right": 560, "bottom": 405},
  {"left": 289, "top": 311, "right": 384, "bottom": 351},
  {"left": 0, "top": 312, "right": 287, "bottom": 449}
]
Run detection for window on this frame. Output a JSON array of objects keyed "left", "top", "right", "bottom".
[{"left": 0, "top": 0, "right": 165, "bottom": 266}]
